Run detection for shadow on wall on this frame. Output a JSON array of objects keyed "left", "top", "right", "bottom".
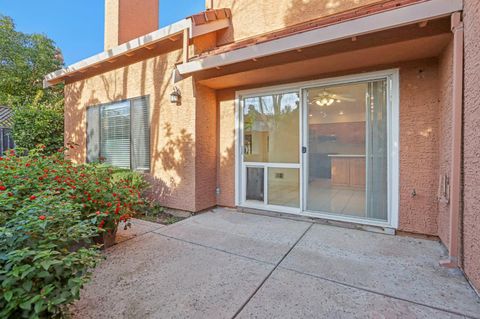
[
  {"left": 146, "top": 123, "right": 194, "bottom": 207},
  {"left": 147, "top": 51, "right": 197, "bottom": 210},
  {"left": 64, "top": 49, "right": 197, "bottom": 211},
  {"left": 218, "top": 139, "right": 235, "bottom": 207}
]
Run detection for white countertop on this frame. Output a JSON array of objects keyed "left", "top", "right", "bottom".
[{"left": 327, "top": 154, "right": 366, "bottom": 158}]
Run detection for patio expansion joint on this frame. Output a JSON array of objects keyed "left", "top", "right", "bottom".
[
  {"left": 151, "top": 231, "right": 276, "bottom": 266},
  {"left": 113, "top": 224, "right": 165, "bottom": 246},
  {"left": 276, "top": 265, "right": 480, "bottom": 319},
  {"left": 231, "top": 223, "right": 314, "bottom": 319}
]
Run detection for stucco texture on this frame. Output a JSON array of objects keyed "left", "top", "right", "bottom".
[
  {"left": 398, "top": 59, "right": 441, "bottom": 235},
  {"left": 104, "top": 0, "right": 159, "bottom": 50},
  {"left": 216, "top": 59, "right": 444, "bottom": 236},
  {"left": 462, "top": 0, "right": 480, "bottom": 292},
  {"left": 212, "top": 0, "right": 380, "bottom": 46},
  {"left": 436, "top": 39, "right": 453, "bottom": 247},
  {"left": 64, "top": 48, "right": 216, "bottom": 212}
]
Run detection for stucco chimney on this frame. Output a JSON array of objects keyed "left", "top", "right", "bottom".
[{"left": 104, "top": 0, "right": 159, "bottom": 51}]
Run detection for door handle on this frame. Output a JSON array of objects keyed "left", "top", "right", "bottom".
[{"left": 302, "top": 146, "right": 307, "bottom": 154}]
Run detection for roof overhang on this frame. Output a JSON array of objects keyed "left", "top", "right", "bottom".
[
  {"left": 43, "top": 10, "right": 231, "bottom": 87},
  {"left": 177, "top": 0, "right": 463, "bottom": 75}
]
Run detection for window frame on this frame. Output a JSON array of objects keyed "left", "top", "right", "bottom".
[{"left": 86, "top": 95, "right": 151, "bottom": 173}]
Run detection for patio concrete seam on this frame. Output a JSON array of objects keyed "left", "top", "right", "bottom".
[
  {"left": 114, "top": 225, "right": 165, "bottom": 246},
  {"left": 151, "top": 231, "right": 275, "bottom": 266},
  {"left": 277, "top": 265, "right": 480, "bottom": 319},
  {"left": 231, "top": 223, "right": 314, "bottom": 319}
]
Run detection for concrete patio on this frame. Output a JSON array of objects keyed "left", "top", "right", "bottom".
[{"left": 71, "top": 208, "right": 480, "bottom": 319}]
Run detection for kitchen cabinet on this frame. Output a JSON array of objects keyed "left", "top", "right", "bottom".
[{"left": 330, "top": 155, "right": 365, "bottom": 188}]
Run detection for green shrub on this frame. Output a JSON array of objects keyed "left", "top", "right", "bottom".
[
  {"left": 12, "top": 102, "right": 64, "bottom": 155},
  {"left": 0, "top": 146, "right": 148, "bottom": 318},
  {"left": 0, "top": 197, "right": 101, "bottom": 318}
]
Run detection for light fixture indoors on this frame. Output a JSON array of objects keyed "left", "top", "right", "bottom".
[
  {"left": 311, "top": 90, "right": 355, "bottom": 106},
  {"left": 170, "top": 86, "right": 181, "bottom": 104}
]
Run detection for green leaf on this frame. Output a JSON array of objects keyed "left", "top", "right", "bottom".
[
  {"left": 22, "top": 280, "right": 32, "bottom": 292},
  {"left": 51, "top": 296, "right": 66, "bottom": 305},
  {"left": 34, "top": 299, "right": 45, "bottom": 313},
  {"left": 19, "top": 300, "right": 32, "bottom": 310},
  {"left": 4, "top": 291, "right": 13, "bottom": 302}
]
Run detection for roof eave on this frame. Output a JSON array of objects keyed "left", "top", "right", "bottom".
[{"left": 177, "top": 0, "right": 462, "bottom": 75}]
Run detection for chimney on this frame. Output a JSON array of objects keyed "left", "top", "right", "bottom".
[{"left": 104, "top": 0, "right": 159, "bottom": 51}]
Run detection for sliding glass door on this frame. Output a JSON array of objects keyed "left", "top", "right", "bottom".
[
  {"left": 304, "top": 79, "right": 388, "bottom": 222},
  {"left": 238, "top": 71, "right": 397, "bottom": 226},
  {"left": 241, "top": 92, "right": 301, "bottom": 212}
]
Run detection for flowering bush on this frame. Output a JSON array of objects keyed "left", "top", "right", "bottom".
[
  {"left": 0, "top": 146, "right": 148, "bottom": 318},
  {"left": 0, "top": 146, "right": 147, "bottom": 230}
]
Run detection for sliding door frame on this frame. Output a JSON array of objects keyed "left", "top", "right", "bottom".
[{"left": 235, "top": 69, "right": 399, "bottom": 229}]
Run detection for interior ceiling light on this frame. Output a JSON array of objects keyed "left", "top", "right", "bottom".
[{"left": 311, "top": 90, "right": 355, "bottom": 106}]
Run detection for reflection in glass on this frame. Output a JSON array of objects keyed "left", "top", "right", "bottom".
[
  {"left": 243, "top": 92, "right": 299, "bottom": 163},
  {"left": 306, "top": 80, "right": 388, "bottom": 221},
  {"left": 268, "top": 168, "right": 300, "bottom": 208}
]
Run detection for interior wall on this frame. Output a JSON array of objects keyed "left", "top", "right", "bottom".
[
  {"left": 462, "top": 0, "right": 480, "bottom": 292},
  {"left": 211, "top": 0, "right": 381, "bottom": 46},
  {"left": 216, "top": 58, "right": 442, "bottom": 236}
]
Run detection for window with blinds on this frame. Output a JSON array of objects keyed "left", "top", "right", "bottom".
[{"left": 86, "top": 96, "right": 150, "bottom": 172}]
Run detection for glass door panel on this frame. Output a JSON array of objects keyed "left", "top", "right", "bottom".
[
  {"left": 305, "top": 79, "right": 388, "bottom": 221},
  {"left": 268, "top": 168, "right": 300, "bottom": 208},
  {"left": 242, "top": 92, "right": 300, "bottom": 210}
]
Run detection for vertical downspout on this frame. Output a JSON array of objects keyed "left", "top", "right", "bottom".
[{"left": 440, "top": 11, "right": 464, "bottom": 268}]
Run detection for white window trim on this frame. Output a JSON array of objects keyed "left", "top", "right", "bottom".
[{"left": 235, "top": 69, "right": 400, "bottom": 229}]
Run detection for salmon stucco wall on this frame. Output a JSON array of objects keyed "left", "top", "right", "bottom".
[
  {"left": 397, "top": 59, "right": 440, "bottom": 235},
  {"left": 216, "top": 89, "right": 236, "bottom": 207},
  {"left": 216, "top": 59, "right": 442, "bottom": 236},
  {"left": 195, "top": 83, "right": 218, "bottom": 211},
  {"left": 64, "top": 48, "right": 204, "bottom": 212},
  {"left": 211, "top": 0, "right": 381, "bottom": 46},
  {"left": 104, "top": 0, "right": 159, "bottom": 50},
  {"left": 462, "top": 0, "right": 480, "bottom": 292},
  {"left": 436, "top": 39, "right": 453, "bottom": 246}
]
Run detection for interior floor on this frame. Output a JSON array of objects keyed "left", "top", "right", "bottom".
[
  {"left": 306, "top": 178, "right": 365, "bottom": 217},
  {"left": 248, "top": 178, "right": 366, "bottom": 218}
]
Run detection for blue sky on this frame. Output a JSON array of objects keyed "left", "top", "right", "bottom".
[{"left": 0, "top": 0, "right": 205, "bottom": 65}]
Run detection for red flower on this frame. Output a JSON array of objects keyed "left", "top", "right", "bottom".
[
  {"left": 30, "top": 195, "right": 36, "bottom": 200},
  {"left": 8, "top": 192, "right": 13, "bottom": 197},
  {"left": 106, "top": 202, "right": 112, "bottom": 207},
  {"left": 115, "top": 206, "right": 120, "bottom": 214},
  {"left": 25, "top": 163, "right": 31, "bottom": 167},
  {"left": 39, "top": 215, "right": 46, "bottom": 220},
  {"left": 0, "top": 185, "right": 6, "bottom": 191},
  {"left": 96, "top": 211, "right": 101, "bottom": 215}
]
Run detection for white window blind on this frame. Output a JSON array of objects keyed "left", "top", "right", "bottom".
[
  {"left": 86, "top": 97, "right": 150, "bottom": 171},
  {"left": 100, "top": 102, "right": 131, "bottom": 169}
]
